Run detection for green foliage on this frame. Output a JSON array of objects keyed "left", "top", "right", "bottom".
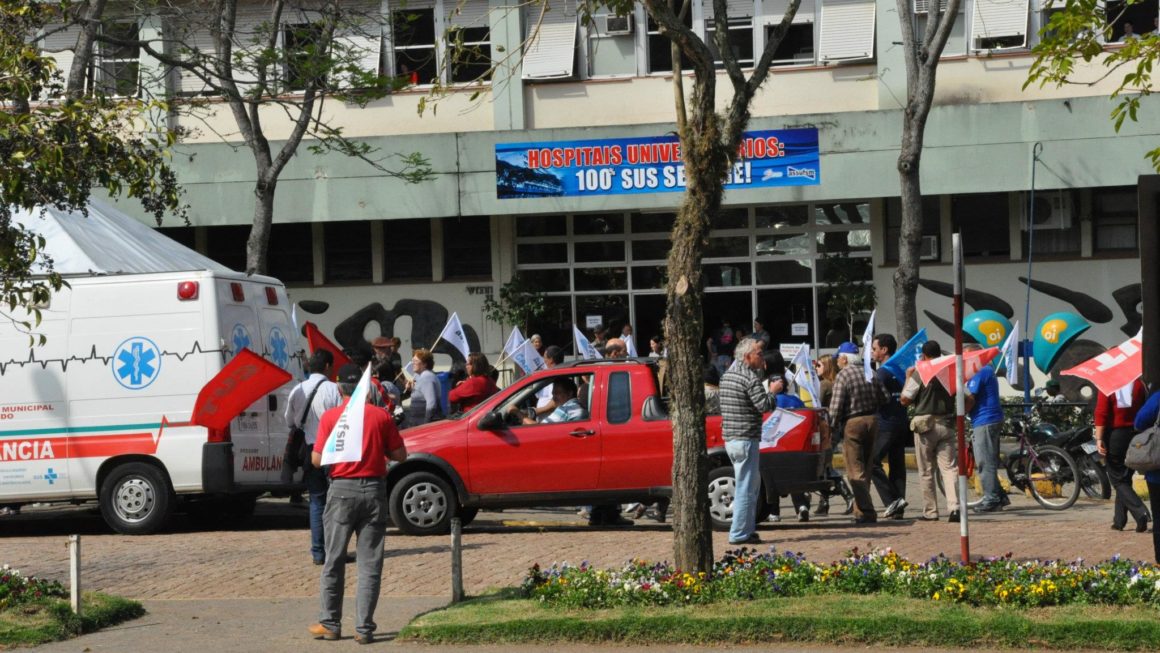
[
  {"left": 1026, "top": 0, "right": 1160, "bottom": 171},
  {"left": 482, "top": 275, "right": 549, "bottom": 333},
  {"left": 0, "top": 587, "right": 144, "bottom": 647},
  {"left": 0, "top": 0, "right": 184, "bottom": 338},
  {"left": 404, "top": 592, "right": 1160, "bottom": 648},
  {"left": 820, "top": 253, "right": 876, "bottom": 341}
]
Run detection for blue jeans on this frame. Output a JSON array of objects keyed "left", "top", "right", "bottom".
[
  {"left": 304, "top": 463, "right": 329, "bottom": 563},
  {"left": 725, "top": 438, "right": 761, "bottom": 543},
  {"left": 971, "top": 421, "right": 1004, "bottom": 506}
]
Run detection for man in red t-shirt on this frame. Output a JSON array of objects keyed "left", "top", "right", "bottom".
[{"left": 308, "top": 364, "right": 407, "bottom": 644}]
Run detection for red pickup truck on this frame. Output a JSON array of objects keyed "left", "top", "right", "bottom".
[{"left": 385, "top": 359, "right": 829, "bottom": 535}]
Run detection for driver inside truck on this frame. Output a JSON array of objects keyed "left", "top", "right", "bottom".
[{"left": 523, "top": 378, "right": 589, "bottom": 424}]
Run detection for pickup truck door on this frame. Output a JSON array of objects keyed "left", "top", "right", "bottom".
[
  {"left": 468, "top": 372, "right": 601, "bottom": 494},
  {"left": 595, "top": 369, "right": 672, "bottom": 489}
]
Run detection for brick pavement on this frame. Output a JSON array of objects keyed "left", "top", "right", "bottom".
[{"left": 0, "top": 470, "right": 1155, "bottom": 602}]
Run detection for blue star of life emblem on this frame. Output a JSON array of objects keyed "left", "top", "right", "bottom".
[
  {"left": 269, "top": 327, "right": 290, "bottom": 368},
  {"left": 113, "top": 336, "right": 161, "bottom": 390},
  {"left": 45, "top": 468, "right": 58, "bottom": 485},
  {"left": 231, "top": 324, "right": 252, "bottom": 355}
]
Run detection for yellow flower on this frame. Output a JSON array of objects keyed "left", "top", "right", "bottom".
[{"left": 933, "top": 592, "right": 941, "bottom": 601}]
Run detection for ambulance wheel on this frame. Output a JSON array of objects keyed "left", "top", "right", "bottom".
[
  {"left": 100, "top": 462, "right": 172, "bottom": 535},
  {"left": 389, "top": 471, "right": 457, "bottom": 536}
]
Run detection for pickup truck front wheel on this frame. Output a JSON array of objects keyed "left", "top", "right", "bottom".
[
  {"left": 389, "top": 471, "right": 460, "bottom": 536},
  {"left": 707, "top": 465, "right": 770, "bottom": 531}
]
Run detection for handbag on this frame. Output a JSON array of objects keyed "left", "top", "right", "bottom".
[
  {"left": 283, "top": 380, "right": 324, "bottom": 470},
  {"left": 1125, "top": 410, "right": 1160, "bottom": 473}
]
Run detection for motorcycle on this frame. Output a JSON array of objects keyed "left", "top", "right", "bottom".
[{"left": 1045, "top": 423, "right": 1111, "bottom": 500}]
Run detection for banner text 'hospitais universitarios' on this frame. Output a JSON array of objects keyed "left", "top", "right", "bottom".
[{"left": 495, "top": 128, "right": 820, "bottom": 199}]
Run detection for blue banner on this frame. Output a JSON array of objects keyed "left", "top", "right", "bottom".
[
  {"left": 881, "top": 328, "right": 927, "bottom": 383},
  {"left": 495, "top": 128, "right": 820, "bottom": 199}
]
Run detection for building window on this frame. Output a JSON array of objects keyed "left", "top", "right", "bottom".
[
  {"left": 951, "top": 193, "right": 1010, "bottom": 259},
  {"left": 768, "top": 23, "right": 814, "bottom": 65},
  {"left": 392, "top": 7, "right": 438, "bottom": 84},
  {"left": 970, "top": 0, "right": 1030, "bottom": 50},
  {"left": 1106, "top": 0, "right": 1158, "bottom": 42},
  {"left": 707, "top": 17, "right": 755, "bottom": 69},
  {"left": 1092, "top": 186, "right": 1138, "bottom": 253},
  {"left": 94, "top": 21, "right": 140, "bottom": 96},
  {"left": 204, "top": 225, "right": 251, "bottom": 272},
  {"left": 884, "top": 196, "right": 941, "bottom": 263},
  {"left": 384, "top": 218, "right": 433, "bottom": 281},
  {"left": 1019, "top": 191, "right": 1080, "bottom": 257},
  {"left": 443, "top": 217, "right": 492, "bottom": 278},
  {"left": 647, "top": 12, "right": 692, "bottom": 73},
  {"left": 448, "top": 26, "right": 491, "bottom": 81},
  {"left": 324, "top": 221, "right": 371, "bottom": 282},
  {"left": 587, "top": 11, "right": 636, "bottom": 77},
  {"left": 268, "top": 223, "right": 315, "bottom": 285},
  {"left": 284, "top": 22, "right": 326, "bottom": 91}
]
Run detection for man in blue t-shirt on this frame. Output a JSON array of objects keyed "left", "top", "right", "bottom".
[{"left": 965, "top": 344, "right": 1008, "bottom": 512}]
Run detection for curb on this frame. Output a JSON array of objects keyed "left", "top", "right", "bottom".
[{"left": 831, "top": 453, "right": 918, "bottom": 471}]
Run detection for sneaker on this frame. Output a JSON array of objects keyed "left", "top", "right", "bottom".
[
  {"left": 577, "top": 508, "right": 591, "bottom": 520},
  {"left": 891, "top": 510, "right": 905, "bottom": 520},
  {"left": 972, "top": 502, "right": 1001, "bottom": 514},
  {"left": 728, "top": 533, "right": 762, "bottom": 545},
  {"left": 797, "top": 505, "right": 810, "bottom": 522},
  {"left": 998, "top": 494, "right": 1011, "bottom": 507},
  {"left": 882, "top": 498, "right": 908, "bottom": 518},
  {"left": 768, "top": 514, "right": 781, "bottom": 523},
  {"left": 308, "top": 624, "right": 340, "bottom": 640},
  {"left": 627, "top": 503, "right": 647, "bottom": 519},
  {"left": 815, "top": 497, "right": 830, "bottom": 516}
]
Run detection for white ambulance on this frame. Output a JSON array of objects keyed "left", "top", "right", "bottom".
[{"left": 0, "top": 202, "right": 302, "bottom": 534}]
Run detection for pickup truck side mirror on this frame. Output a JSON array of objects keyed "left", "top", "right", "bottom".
[{"left": 478, "top": 410, "right": 505, "bottom": 430}]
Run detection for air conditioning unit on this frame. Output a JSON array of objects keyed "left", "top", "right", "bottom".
[
  {"left": 1020, "top": 191, "right": 1074, "bottom": 230},
  {"left": 920, "top": 234, "right": 939, "bottom": 261},
  {"left": 603, "top": 14, "right": 633, "bottom": 35},
  {"left": 913, "top": 0, "right": 949, "bottom": 13}
]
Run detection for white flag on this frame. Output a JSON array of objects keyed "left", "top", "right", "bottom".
[
  {"left": 624, "top": 333, "right": 638, "bottom": 357},
  {"left": 862, "top": 309, "right": 877, "bottom": 382},
  {"left": 521, "top": 339, "right": 546, "bottom": 372},
  {"left": 573, "top": 325, "right": 602, "bottom": 360},
  {"left": 438, "top": 312, "right": 472, "bottom": 361},
  {"left": 1115, "top": 379, "right": 1135, "bottom": 409},
  {"left": 761, "top": 409, "right": 807, "bottom": 448},
  {"left": 503, "top": 326, "right": 525, "bottom": 361},
  {"left": 790, "top": 344, "right": 821, "bottom": 407},
  {"left": 1001, "top": 320, "right": 1020, "bottom": 386},
  {"left": 320, "top": 365, "right": 371, "bottom": 466},
  {"left": 402, "top": 360, "right": 415, "bottom": 378}
]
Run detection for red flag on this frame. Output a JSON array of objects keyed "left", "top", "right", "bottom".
[
  {"left": 1061, "top": 333, "right": 1142, "bottom": 396},
  {"left": 916, "top": 347, "right": 1000, "bottom": 395},
  {"left": 192, "top": 348, "right": 293, "bottom": 430},
  {"left": 305, "top": 321, "right": 351, "bottom": 378}
]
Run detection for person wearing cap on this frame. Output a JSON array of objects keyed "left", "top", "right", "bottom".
[
  {"left": 309, "top": 363, "right": 408, "bottom": 644},
  {"left": 285, "top": 350, "right": 344, "bottom": 565},
  {"left": 1044, "top": 378, "right": 1066, "bottom": 403}
]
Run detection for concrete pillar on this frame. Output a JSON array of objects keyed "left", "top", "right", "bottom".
[{"left": 490, "top": 0, "right": 525, "bottom": 130}]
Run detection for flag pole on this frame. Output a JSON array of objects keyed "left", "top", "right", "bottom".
[{"left": 953, "top": 232, "right": 971, "bottom": 564}]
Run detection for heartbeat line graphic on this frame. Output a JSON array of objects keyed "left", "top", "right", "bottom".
[{"left": 0, "top": 341, "right": 228, "bottom": 376}]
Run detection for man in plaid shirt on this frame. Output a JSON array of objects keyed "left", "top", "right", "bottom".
[
  {"left": 720, "top": 337, "right": 781, "bottom": 544},
  {"left": 828, "top": 345, "right": 888, "bottom": 523}
]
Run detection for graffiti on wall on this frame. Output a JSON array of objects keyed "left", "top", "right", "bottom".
[
  {"left": 298, "top": 299, "right": 482, "bottom": 365},
  {"left": 917, "top": 277, "right": 1142, "bottom": 400}
]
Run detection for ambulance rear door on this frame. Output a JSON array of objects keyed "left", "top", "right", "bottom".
[
  {"left": 254, "top": 280, "right": 297, "bottom": 484},
  {"left": 215, "top": 277, "right": 269, "bottom": 486}
]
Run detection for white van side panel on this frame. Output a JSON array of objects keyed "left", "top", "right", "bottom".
[
  {"left": 0, "top": 292, "right": 74, "bottom": 499},
  {"left": 64, "top": 276, "right": 217, "bottom": 495}
]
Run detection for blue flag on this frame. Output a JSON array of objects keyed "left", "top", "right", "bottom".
[{"left": 881, "top": 328, "right": 927, "bottom": 383}]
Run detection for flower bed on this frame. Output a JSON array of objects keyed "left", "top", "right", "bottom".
[
  {"left": 522, "top": 548, "right": 1160, "bottom": 609},
  {"left": 0, "top": 564, "right": 66, "bottom": 610}
]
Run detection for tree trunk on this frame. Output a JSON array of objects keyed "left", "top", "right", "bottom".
[
  {"left": 246, "top": 177, "right": 275, "bottom": 275},
  {"left": 893, "top": 119, "right": 923, "bottom": 342},
  {"left": 66, "top": 0, "right": 108, "bottom": 99},
  {"left": 667, "top": 111, "right": 730, "bottom": 575}
]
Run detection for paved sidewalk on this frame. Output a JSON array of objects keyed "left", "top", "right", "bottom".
[{"left": 2, "top": 467, "right": 1156, "bottom": 651}]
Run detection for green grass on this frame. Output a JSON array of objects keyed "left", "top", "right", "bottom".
[
  {"left": 401, "top": 592, "right": 1160, "bottom": 649},
  {"left": 0, "top": 593, "right": 144, "bottom": 648}
]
